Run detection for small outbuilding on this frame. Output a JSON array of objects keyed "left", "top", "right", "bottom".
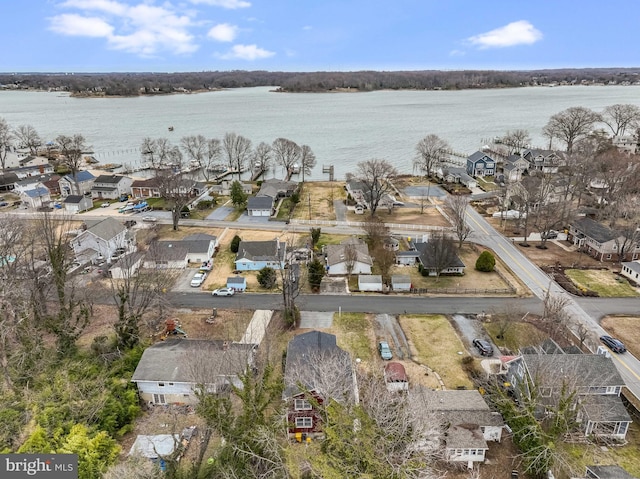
[
  {"left": 227, "top": 276, "right": 247, "bottom": 292},
  {"left": 384, "top": 362, "right": 409, "bottom": 392},
  {"left": 358, "top": 274, "right": 383, "bottom": 292},
  {"left": 391, "top": 274, "right": 412, "bottom": 292},
  {"left": 64, "top": 194, "right": 93, "bottom": 213}
]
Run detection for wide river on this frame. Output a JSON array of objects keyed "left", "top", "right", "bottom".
[{"left": 1, "top": 85, "right": 639, "bottom": 180}]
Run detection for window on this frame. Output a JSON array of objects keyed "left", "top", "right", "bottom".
[
  {"left": 295, "top": 417, "right": 313, "bottom": 428},
  {"left": 294, "top": 399, "right": 312, "bottom": 411},
  {"left": 158, "top": 382, "right": 165, "bottom": 387},
  {"left": 153, "top": 394, "right": 166, "bottom": 405},
  {"left": 169, "top": 382, "right": 174, "bottom": 386}
]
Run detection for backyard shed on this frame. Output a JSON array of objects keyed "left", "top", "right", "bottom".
[
  {"left": 358, "top": 274, "right": 383, "bottom": 292},
  {"left": 227, "top": 276, "right": 247, "bottom": 292},
  {"left": 391, "top": 274, "right": 412, "bottom": 291}
]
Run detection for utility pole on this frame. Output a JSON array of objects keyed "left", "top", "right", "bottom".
[{"left": 308, "top": 193, "right": 311, "bottom": 220}]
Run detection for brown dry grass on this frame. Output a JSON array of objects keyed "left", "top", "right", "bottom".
[
  {"left": 601, "top": 316, "right": 640, "bottom": 358},
  {"left": 292, "top": 182, "right": 346, "bottom": 221},
  {"left": 399, "top": 314, "right": 474, "bottom": 390}
]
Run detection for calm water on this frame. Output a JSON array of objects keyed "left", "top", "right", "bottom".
[{"left": 1, "top": 85, "right": 639, "bottom": 180}]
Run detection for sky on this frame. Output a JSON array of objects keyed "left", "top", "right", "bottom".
[{"left": 3, "top": 0, "right": 640, "bottom": 72}]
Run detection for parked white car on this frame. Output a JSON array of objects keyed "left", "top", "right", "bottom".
[
  {"left": 190, "top": 272, "right": 207, "bottom": 287},
  {"left": 212, "top": 288, "right": 235, "bottom": 296}
]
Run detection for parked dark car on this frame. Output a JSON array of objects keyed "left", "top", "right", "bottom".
[
  {"left": 541, "top": 230, "right": 558, "bottom": 239},
  {"left": 600, "top": 335, "right": 626, "bottom": 353},
  {"left": 472, "top": 338, "right": 494, "bottom": 356}
]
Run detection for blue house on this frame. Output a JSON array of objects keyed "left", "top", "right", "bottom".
[
  {"left": 466, "top": 151, "right": 496, "bottom": 177},
  {"left": 235, "top": 239, "right": 287, "bottom": 271},
  {"left": 227, "top": 276, "right": 247, "bottom": 291}
]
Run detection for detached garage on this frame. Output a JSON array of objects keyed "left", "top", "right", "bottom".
[
  {"left": 358, "top": 274, "right": 383, "bottom": 292},
  {"left": 247, "top": 196, "right": 274, "bottom": 217}
]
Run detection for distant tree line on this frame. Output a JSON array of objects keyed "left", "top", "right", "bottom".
[{"left": 1, "top": 68, "right": 639, "bottom": 96}]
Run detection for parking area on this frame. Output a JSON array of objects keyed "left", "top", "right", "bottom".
[{"left": 450, "top": 314, "right": 498, "bottom": 358}]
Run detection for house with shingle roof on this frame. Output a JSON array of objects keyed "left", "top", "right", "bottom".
[
  {"left": 568, "top": 217, "right": 640, "bottom": 262},
  {"left": 283, "top": 331, "right": 354, "bottom": 439},
  {"left": 59, "top": 170, "right": 95, "bottom": 197},
  {"left": 235, "top": 239, "right": 286, "bottom": 271},
  {"left": 90, "top": 174, "right": 133, "bottom": 200},
  {"left": 506, "top": 353, "right": 631, "bottom": 440},
  {"left": 425, "top": 389, "right": 504, "bottom": 466},
  {"left": 131, "top": 339, "right": 256, "bottom": 405},
  {"left": 501, "top": 154, "right": 529, "bottom": 182},
  {"left": 440, "top": 167, "right": 478, "bottom": 188},
  {"left": 466, "top": 151, "right": 495, "bottom": 177},
  {"left": 412, "top": 240, "right": 465, "bottom": 276},
  {"left": 324, "top": 237, "right": 373, "bottom": 276},
  {"left": 71, "top": 217, "right": 128, "bottom": 264},
  {"left": 143, "top": 241, "right": 189, "bottom": 269},
  {"left": 522, "top": 148, "right": 564, "bottom": 174}
]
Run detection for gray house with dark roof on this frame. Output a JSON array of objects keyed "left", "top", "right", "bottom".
[
  {"left": 506, "top": 353, "right": 631, "bottom": 440},
  {"left": 59, "top": 170, "right": 95, "bottom": 197},
  {"left": 568, "top": 217, "right": 640, "bottom": 262},
  {"left": 235, "top": 239, "right": 286, "bottom": 271},
  {"left": 466, "top": 151, "right": 495, "bottom": 177},
  {"left": 131, "top": 339, "right": 256, "bottom": 405},
  {"left": 324, "top": 237, "right": 373, "bottom": 276},
  {"left": 283, "top": 331, "right": 353, "bottom": 439}
]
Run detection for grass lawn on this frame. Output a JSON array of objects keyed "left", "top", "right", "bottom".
[
  {"left": 332, "top": 312, "right": 375, "bottom": 362},
  {"left": 399, "top": 314, "right": 473, "bottom": 389},
  {"left": 565, "top": 269, "right": 640, "bottom": 297},
  {"left": 484, "top": 321, "right": 547, "bottom": 353},
  {"left": 601, "top": 316, "right": 640, "bottom": 359},
  {"left": 476, "top": 177, "right": 500, "bottom": 192}
]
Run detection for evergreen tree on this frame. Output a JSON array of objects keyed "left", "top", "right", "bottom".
[
  {"left": 230, "top": 180, "right": 248, "bottom": 207},
  {"left": 475, "top": 251, "right": 496, "bottom": 272}
]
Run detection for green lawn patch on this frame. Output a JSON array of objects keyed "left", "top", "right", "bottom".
[
  {"left": 485, "top": 321, "right": 547, "bottom": 352},
  {"left": 565, "top": 269, "right": 640, "bottom": 297}
]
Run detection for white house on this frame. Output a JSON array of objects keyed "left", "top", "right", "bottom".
[
  {"left": 247, "top": 195, "right": 274, "bottom": 217},
  {"left": 427, "top": 389, "right": 504, "bottom": 467},
  {"left": 90, "top": 174, "right": 133, "bottom": 200},
  {"left": 621, "top": 261, "right": 640, "bottom": 285},
  {"left": 71, "top": 217, "right": 129, "bottom": 265},
  {"left": 144, "top": 241, "right": 189, "bottom": 269},
  {"left": 324, "top": 237, "right": 373, "bottom": 276},
  {"left": 109, "top": 252, "right": 144, "bottom": 280},
  {"left": 63, "top": 194, "right": 93, "bottom": 213},
  {"left": 181, "top": 234, "right": 217, "bottom": 263},
  {"left": 131, "top": 339, "right": 256, "bottom": 405}
]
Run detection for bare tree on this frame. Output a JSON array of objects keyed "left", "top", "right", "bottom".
[
  {"left": 445, "top": 195, "right": 472, "bottom": 248},
  {"left": 343, "top": 243, "right": 358, "bottom": 279},
  {"left": 32, "top": 213, "right": 92, "bottom": 355},
  {"left": 501, "top": 129, "right": 531, "bottom": 154},
  {"left": 363, "top": 215, "right": 390, "bottom": 248},
  {"left": 180, "top": 134, "right": 207, "bottom": 168},
  {"left": 272, "top": 137, "right": 301, "bottom": 176},
  {"left": 413, "top": 134, "right": 450, "bottom": 177},
  {"left": 601, "top": 103, "right": 640, "bottom": 137},
  {"left": 252, "top": 141, "right": 272, "bottom": 176},
  {"left": 426, "top": 231, "right": 459, "bottom": 282},
  {"left": 355, "top": 158, "right": 398, "bottom": 216},
  {"left": 56, "top": 134, "right": 89, "bottom": 195},
  {"left": 13, "top": 124, "right": 41, "bottom": 155},
  {"left": 111, "top": 253, "right": 178, "bottom": 350},
  {"left": 299, "top": 144, "right": 316, "bottom": 182},
  {"left": 222, "top": 132, "right": 252, "bottom": 179},
  {"left": 204, "top": 138, "right": 223, "bottom": 181},
  {"left": 372, "top": 244, "right": 396, "bottom": 286},
  {"left": 141, "top": 137, "right": 177, "bottom": 169},
  {"left": 542, "top": 107, "right": 601, "bottom": 153},
  {"left": 0, "top": 117, "right": 13, "bottom": 171}
]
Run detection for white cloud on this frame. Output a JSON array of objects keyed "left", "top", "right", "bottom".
[
  {"left": 220, "top": 44, "right": 275, "bottom": 60},
  {"left": 188, "top": 0, "right": 251, "bottom": 9},
  {"left": 207, "top": 23, "right": 238, "bottom": 42},
  {"left": 49, "top": 0, "right": 198, "bottom": 56},
  {"left": 49, "top": 13, "right": 113, "bottom": 37},
  {"left": 467, "top": 20, "right": 542, "bottom": 48},
  {"left": 449, "top": 49, "right": 465, "bottom": 57}
]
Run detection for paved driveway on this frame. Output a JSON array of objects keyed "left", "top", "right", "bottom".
[{"left": 206, "top": 206, "right": 233, "bottom": 220}]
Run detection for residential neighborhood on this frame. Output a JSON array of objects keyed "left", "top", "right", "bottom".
[{"left": 1, "top": 111, "right": 640, "bottom": 479}]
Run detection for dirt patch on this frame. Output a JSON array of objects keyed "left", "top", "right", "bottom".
[
  {"left": 540, "top": 265, "right": 599, "bottom": 296},
  {"left": 293, "top": 182, "right": 346, "bottom": 221}
]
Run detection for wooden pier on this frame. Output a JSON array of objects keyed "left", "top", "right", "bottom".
[{"left": 322, "top": 164, "right": 335, "bottom": 181}]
